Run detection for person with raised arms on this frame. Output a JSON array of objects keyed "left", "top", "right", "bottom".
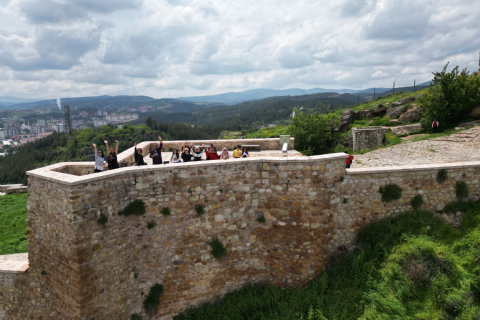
[
  {"left": 104, "top": 139, "right": 119, "bottom": 170},
  {"left": 92, "top": 143, "right": 105, "bottom": 173},
  {"left": 149, "top": 136, "right": 163, "bottom": 165}
]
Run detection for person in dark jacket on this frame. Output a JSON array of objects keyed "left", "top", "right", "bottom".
[
  {"left": 181, "top": 147, "right": 193, "bottom": 162},
  {"left": 134, "top": 143, "right": 146, "bottom": 166},
  {"left": 104, "top": 140, "right": 119, "bottom": 170},
  {"left": 345, "top": 151, "right": 354, "bottom": 168},
  {"left": 149, "top": 136, "right": 163, "bottom": 165}
]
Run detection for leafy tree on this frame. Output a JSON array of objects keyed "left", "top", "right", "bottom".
[
  {"left": 420, "top": 63, "right": 480, "bottom": 130},
  {"left": 287, "top": 112, "right": 341, "bottom": 155}
]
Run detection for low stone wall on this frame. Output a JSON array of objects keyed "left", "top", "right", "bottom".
[
  {"left": 2, "top": 154, "right": 479, "bottom": 320},
  {"left": 352, "top": 127, "right": 388, "bottom": 152}
]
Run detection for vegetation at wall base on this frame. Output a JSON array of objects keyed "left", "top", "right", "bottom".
[
  {"left": 455, "top": 181, "right": 469, "bottom": 199},
  {"left": 378, "top": 183, "right": 403, "bottom": 202},
  {"left": 209, "top": 238, "right": 226, "bottom": 258},
  {"left": 97, "top": 214, "right": 108, "bottom": 226},
  {"left": 118, "top": 199, "right": 146, "bottom": 217},
  {"left": 143, "top": 283, "right": 164, "bottom": 314},
  {"left": 146, "top": 221, "right": 156, "bottom": 229},
  {"left": 0, "top": 193, "right": 28, "bottom": 255},
  {"left": 256, "top": 216, "right": 266, "bottom": 224},
  {"left": 437, "top": 169, "right": 448, "bottom": 182},
  {"left": 174, "top": 201, "right": 480, "bottom": 320},
  {"left": 130, "top": 314, "right": 142, "bottom": 320},
  {"left": 160, "top": 207, "right": 171, "bottom": 216},
  {"left": 195, "top": 204, "right": 205, "bottom": 216},
  {"left": 410, "top": 194, "right": 424, "bottom": 210}
]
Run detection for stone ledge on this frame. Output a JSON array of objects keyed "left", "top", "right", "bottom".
[
  {"left": 346, "top": 161, "right": 480, "bottom": 175},
  {"left": 0, "top": 253, "right": 28, "bottom": 274}
]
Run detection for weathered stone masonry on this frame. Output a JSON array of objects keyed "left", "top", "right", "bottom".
[{"left": 1, "top": 151, "right": 480, "bottom": 319}]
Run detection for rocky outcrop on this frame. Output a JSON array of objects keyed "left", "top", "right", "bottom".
[
  {"left": 390, "top": 123, "right": 422, "bottom": 136},
  {"left": 399, "top": 105, "right": 423, "bottom": 122},
  {"left": 356, "top": 110, "right": 367, "bottom": 119},
  {"left": 390, "top": 96, "right": 416, "bottom": 108},
  {"left": 389, "top": 119, "right": 400, "bottom": 124},
  {"left": 386, "top": 106, "right": 403, "bottom": 119},
  {"left": 339, "top": 110, "right": 357, "bottom": 132},
  {"left": 457, "top": 120, "right": 480, "bottom": 128},
  {"left": 373, "top": 104, "right": 387, "bottom": 116},
  {"left": 469, "top": 105, "right": 480, "bottom": 118}
]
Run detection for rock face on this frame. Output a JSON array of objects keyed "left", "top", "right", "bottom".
[
  {"left": 390, "top": 123, "right": 422, "bottom": 136},
  {"left": 373, "top": 105, "right": 387, "bottom": 116},
  {"left": 386, "top": 106, "right": 403, "bottom": 119},
  {"left": 469, "top": 106, "right": 480, "bottom": 118},
  {"left": 389, "top": 119, "right": 400, "bottom": 124},
  {"left": 356, "top": 110, "right": 368, "bottom": 119},
  {"left": 339, "top": 110, "right": 356, "bottom": 132},
  {"left": 390, "top": 96, "right": 416, "bottom": 108},
  {"left": 399, "top": 105, "right": 423, "bottom": 122},
  {"left": 352, "top": 126, "right": 389, "bottom": 152}
]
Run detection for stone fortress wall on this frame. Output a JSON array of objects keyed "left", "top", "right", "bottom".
[{"left": 1, "top": 138, "right": 479, "bottom": 320}]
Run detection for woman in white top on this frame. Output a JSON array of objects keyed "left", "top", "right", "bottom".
[
  {"left": 170, "top": 148, "right": 182, "bottom": 163},
  {"left": 92, "top": 143, "right": 105, "bottom": 173},
  {"left": 220, "top": 147, "right": 230, "bottom": 160}
]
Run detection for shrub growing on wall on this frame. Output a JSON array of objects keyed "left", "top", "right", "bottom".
[
  {"left": 97, "top": 214, "right": 108, "bottom": 226},
  {"left": 130, "top": 314, "right": 142, "bottom": 320},
  {"left": 437, "top": 169, "right": 448, "bottom": 182},
  {"left": 256, "top": 215, "right": 266, "bottom": 224},
  {"left": 209, "top": 238, "right": 226, "bottom": 258},
  {"left": 143, "top": 283, "right": 164, "bottom": 314},
  {"left": 195, "top": 204, "right": 205, "bottom": 216},
  {"left": 378, "top": 184, "right": 403, "bottom": 203},
  {"left": 160, "top": 207, "right": 171, "bottom": 216},
  {"left": 146, "top": 221, "right": 156, "bottom": 229},
  {"left": 455, "top": 181, "right": 469, "bottom": 199},
  {"left": 411, "top": 195, "right": 424, "bottom": 210},
  {"left": 118, "top": 199, "right": 146, "bottom": 217}
]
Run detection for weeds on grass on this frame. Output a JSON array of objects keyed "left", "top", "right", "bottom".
[
  {"left": 209, "top": 238, "right": 226, "bottom": 258},
  {"left": 378, "top": 183, "right": 403, "bottom": 202},
  {"left": 118, "top": 199, "right": 146, "bottom": 217}
]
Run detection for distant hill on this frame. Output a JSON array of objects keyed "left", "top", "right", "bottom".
[
  {"left": 132, "top": 92, "right": 360, "bottom": 128},
  {"left": 0, "top": 96, "right": 42, "bottom": 105},
  {"left": 175, "top": 87, "right": 392, "bottom": 105}
]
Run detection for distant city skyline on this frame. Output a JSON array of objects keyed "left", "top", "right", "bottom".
[{"left": 0, "top": 0, "right": 479, "bottom": 99}]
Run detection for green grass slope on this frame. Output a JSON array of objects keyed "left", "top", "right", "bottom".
[
  {"left": 175, "top": 201, "right": 480, "bottom": 320},
  {"left": 0, "top": 193, "right": 28, "bottom": 255}
]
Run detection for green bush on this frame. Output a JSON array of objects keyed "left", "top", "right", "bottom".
[
  {"left": 130, "top": 314, "right": 142, "bottom": 320},
  {"left": 160, "top": 207, "right": 171, "bottom": 216},
  {"left": 437, "top": 169, "right": 448, "bottom": 182},
  {"left": 209, "top": 238, "right": 226, "bottom": 258},
  {"left": 143, "top": 284, "right": 164, "bottom": 314},
  {"left": 411, "top": 194, "right": 424, "bottom": 210},
  {"left": 287, "top": 112, "right": 341, "bottom": 155},
  {"left": 444, "top": 294, "right": 464, "bottom": 317},
  {"left": 118, "top": 199, "right": 146, "bottom": 217},
  {"left": 195, "top": 204, "right": 205, "bottom": 216},
  {"left": 455, "top": 181, "right": 469, "bottom": 199},
  {"left": 419, "top": 64, "right": 480, "bottom": 130},
  {"left": 378, "top": 183, "right": 403, "bottom": 202},
  {"left": 97, "top": 214, "right": 108, "bottom": 226},
  {"left": 256, "top": 216, "right": 266, "bottom": 224},
  {"left": 146, "top": 221, "right": 156, "bottom": 230}
]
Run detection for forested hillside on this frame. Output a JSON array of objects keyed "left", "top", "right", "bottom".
[{"left": 132, "top": 92, "right": 360, "bottom": 127}]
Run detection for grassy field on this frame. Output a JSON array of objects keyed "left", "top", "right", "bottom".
[
  {"left": 0, "top": 193, "right": 28, "bottom": 255},
  {"left": 174, "top": 201, "right": 480, "bottom": 320}
]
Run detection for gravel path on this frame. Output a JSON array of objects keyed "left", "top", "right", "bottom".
[{"left": 353, "top": 127, "right": 480, "bottom": 168}]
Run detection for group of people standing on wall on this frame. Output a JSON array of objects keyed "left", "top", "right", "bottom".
[{"left": 92, "top": 137, "right": 251, "bottom": 172}]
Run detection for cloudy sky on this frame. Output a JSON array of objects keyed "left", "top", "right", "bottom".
[{"left": 0, "top": 0, "right": 479, "bottom": 99}]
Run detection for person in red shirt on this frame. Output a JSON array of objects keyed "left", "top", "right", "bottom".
[
  {"left": 345, "top": 151, "right": 354, "bottom": 168},
  {"left": 206, "top": 146, "right": 220, "bottom": 160},
  {"left": 432, "top": 119, "right": 439, "bottom": 134}
]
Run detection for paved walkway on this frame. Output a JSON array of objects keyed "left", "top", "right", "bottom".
[{"left": 354, "top": 127, "right": 480, "bottom": 168}]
